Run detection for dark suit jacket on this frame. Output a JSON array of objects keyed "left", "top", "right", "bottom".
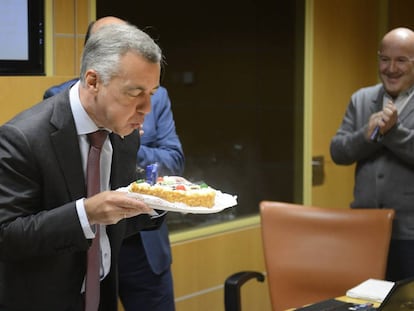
[
  {"left": 44, "top": 81, "right": 181, "bottom": 275},
  {"left": 0, "top": 89, "right": 163, "bottom": 311}
]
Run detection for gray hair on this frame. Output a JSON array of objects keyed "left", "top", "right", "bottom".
[{"left": 80, "top": 23, "right": 162, "bottom": 85}]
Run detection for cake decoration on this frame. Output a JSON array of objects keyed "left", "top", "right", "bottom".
[
  {"left": 145, "top": 163, "right": 158, "bottom": 185},
  {"left": 129, "top": 175, "right": 216, "bottom": 208}
]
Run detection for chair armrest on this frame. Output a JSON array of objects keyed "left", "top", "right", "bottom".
[{"left": 224, "top": 271, "right": 265, "bottom": 311}]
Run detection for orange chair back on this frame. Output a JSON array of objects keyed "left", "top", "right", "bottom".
[{"left": 259, "top": 201, "right": 394, "bottom": 311}]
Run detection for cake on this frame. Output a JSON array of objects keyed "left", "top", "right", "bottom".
[{"left": 129, "top": 176, "right": 216, "bottom": 208}]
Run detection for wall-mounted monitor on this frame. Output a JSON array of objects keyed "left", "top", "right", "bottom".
[{"left": 0, "top": 0, "right": 44, "bottom": 75}]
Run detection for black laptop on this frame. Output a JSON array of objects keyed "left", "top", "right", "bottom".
[
  {"left": 378, "top": 277, "right": 414, "bottom": 311},
  {"left": 296, "top": 277, "right": 414, "bottom": 311}
]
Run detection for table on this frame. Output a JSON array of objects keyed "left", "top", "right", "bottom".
[
  {"left": 335, "top": 296, "right": 380, "bottom": 307},
  {"left": 287, "top": 296, "right": 381, "bottom": 310}
]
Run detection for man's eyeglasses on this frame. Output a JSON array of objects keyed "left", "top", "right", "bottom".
[{"left": 378, "top": 52, "right": 414, "bottom": 67}]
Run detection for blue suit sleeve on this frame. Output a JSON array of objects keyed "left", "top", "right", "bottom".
[
  {"left": 137, "top": 87, "right": 185, "bottom": 176},
  {"left": 43, "top": 79, "right": 79, "bottom": 99}
]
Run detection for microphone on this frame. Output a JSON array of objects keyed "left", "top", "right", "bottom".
[{"left": 370, "top": 126, "right": 381, "bottom": 141}]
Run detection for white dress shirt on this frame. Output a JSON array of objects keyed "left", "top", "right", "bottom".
[{"left": 69, "top": 81, "right": 111, "bottom": 284}]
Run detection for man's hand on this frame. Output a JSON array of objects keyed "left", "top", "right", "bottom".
[
  {"left": 378, "top": 101, "right": 398, "bottom": 134},
  {"left": 84, "top": 190, "right": 153, "bottom": 225},
  {"left": 367, "top": 101, "right": 397, "bottom": 139}
]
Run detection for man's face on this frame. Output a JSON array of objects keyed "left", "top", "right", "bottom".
[
  {"left": 379, "top": 44, "right": 414, "bottom": 98},
  {"left": 92, "top": 52, "right": 160, "bottom": 137}
]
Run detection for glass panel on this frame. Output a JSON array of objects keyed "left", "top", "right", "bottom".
[{"left": 97, "top": 0, "right": 305, "bottom": 232}]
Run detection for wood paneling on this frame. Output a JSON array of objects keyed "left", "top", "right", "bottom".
[
  {"left": 171, "top": 224, "right": 271, "bottom": 311},
  {"left": 54, "top": 0, "right": 75, "bottom": 33},
  {"left": 0, "top": 76, "right": 76, "bottom": 124},
  {"left": 117, "top": 224, "right": 271, "bottom": 311},
  {"left": 55, "top": 37, "right": 76, "bottom": 75},
  {"left": 311, "top": 0, "right": 380, "bottom": 207},
  {"left": 76, "top": 0, "right": 90, "bottom": 34},
  {"left": 0, "top": 0, "right": 92, "bottom": 122},
  {"left": 51, "top": 0, "right": 92, "bottom": 76}
]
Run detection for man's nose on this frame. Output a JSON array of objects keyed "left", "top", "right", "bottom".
[
  {"left": 137, "top": 93, "right": 152, "bottom": 115},
  {"left": 388, "top": 60, "right": 398, "bottom": 71}
]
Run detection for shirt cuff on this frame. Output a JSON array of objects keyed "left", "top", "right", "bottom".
[
  {"left": 151, "top": 210, "right": 168, "bottom": 218},
  {"left": 76, "top": 198, "right": 95, "bottom": 239}
]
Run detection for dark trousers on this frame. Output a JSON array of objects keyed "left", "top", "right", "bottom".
[
  {"left": 386, "top": 239, "right": 414, "bottom": 282},
  {"left": 118, "top": 234, "right": 175, "bottom": 311}
]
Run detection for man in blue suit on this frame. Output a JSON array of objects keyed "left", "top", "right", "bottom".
[
  {"left": 44, "top": 16, "right": 185, "bottom": 311},
  {"left": 117, "top": 85, "right": 184, "bottom": 311}
]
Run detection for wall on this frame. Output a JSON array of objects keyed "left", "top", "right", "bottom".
[
  {"left": 0, "top": 0, "right": 93, "bottom": 125},
  {"left": 388, "top": 0, "right": 414, "bottom": 30},
  {"left": 0, "top": 76, "right": 69, "bottom": 124},
  {"left": 49, "top": 0, "right": 93, "bottom": 76},
  {"left": 171, "top": 221, "right": 271, "bottom": 311},
  {"left": 310, "top": 0, "right": 380, "bottom": 207}
]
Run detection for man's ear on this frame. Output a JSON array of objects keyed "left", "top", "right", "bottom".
[{"left": 84, "top": 70, "right": 99, "bottom": 91}]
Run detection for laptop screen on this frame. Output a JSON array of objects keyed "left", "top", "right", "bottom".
[{"left": 294, "top": 278, "right": 414, "bottom": 311}]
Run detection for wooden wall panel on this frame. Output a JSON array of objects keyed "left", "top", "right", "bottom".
[
  {"left": 171, "top": 225, "right": 271, "bottom": 311},
  {"left": 0, "top": 2, "right": 92, "bottom": 121},
  {"left": 51, "top": 0, "right": 91, "bottom": 76},
  {"left": 54, "top": 0, "right": 75, "bottom": 33},
  {"left": 118, "top": 223, "right": 271, "bottom": 311},
  {"left": 75, "top": 37, "right": 85, "bottom": 73},
  {"left": 55, "top": 37, "right": 76, "bottom": 75},
  {"left": 311, "top": 0, "right": 379, "bottom": 208},
  {"left": 76, "top": 0, "right": 90, "bottom": 33},
  {"left": 75, "top": 0, "right": 90, "bottom": 74},
  {"left": 0, "top": 76, "right": 76, "bottom": 124}
]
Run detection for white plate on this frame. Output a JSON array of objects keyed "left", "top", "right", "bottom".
[{"left": 117, "top": 187, "right": 237, "bottom": 214}]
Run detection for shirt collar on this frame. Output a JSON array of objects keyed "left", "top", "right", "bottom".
[
  {"left": 385, "top": 84, "right": 414, "bottom": 101},
  {"left": 69, "top": 81, "right": 110, "bottom": 135}
]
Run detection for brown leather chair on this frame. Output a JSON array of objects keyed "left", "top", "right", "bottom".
[{"left": 224, "top": 201, "right": 395, "bottom": 311}]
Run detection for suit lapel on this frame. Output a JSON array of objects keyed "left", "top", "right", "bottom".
[
  {"left": 49, "top": 90, "right": 86, "bottom": 200},
  {"left": 371, "top": 86, "right": 386, "bottom": 114},
  {"left": 398, "top": 94, "right": 414, "bottom": 123},
  {"left": 47, "top": 89, "right": 140, "bottom": 199}
]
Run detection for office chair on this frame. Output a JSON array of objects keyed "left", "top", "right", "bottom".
[{"left": 224, "top": 201, "right": 395, "bottom": 311}]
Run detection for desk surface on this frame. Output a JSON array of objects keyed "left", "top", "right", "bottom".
[
  {"left": 288, "top": 296, "right": 381, "bottom": 310},
  {"left": 336, "top": 296, "right": 380, "bottom": 307}
]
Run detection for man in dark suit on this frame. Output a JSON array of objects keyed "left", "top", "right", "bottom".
[
  {"left": 0, "top": 23, "right": 164, "bottom": 311},
  {"left": 44, "top": 16, "right": 184, "bottom": 311}
]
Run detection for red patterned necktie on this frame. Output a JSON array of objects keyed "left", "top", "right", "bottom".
[{"left": 85, "top": 130, "right": 108, "bottom": 311}]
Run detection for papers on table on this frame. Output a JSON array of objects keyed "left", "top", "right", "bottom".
[{"left": 346, "top": 278, "right": 395, "bottom": 303}]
